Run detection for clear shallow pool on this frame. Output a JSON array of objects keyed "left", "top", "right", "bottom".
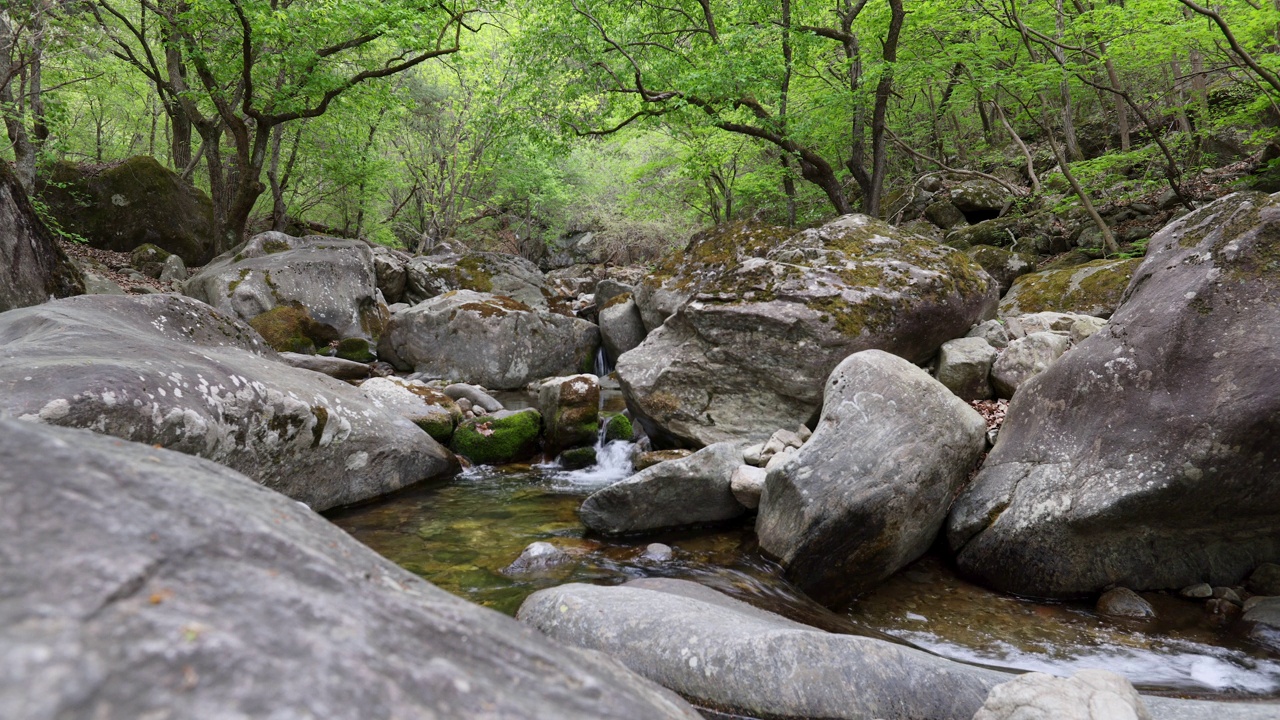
[{"left": 327, "top": 462, "right": 1280, "bottom": 696}]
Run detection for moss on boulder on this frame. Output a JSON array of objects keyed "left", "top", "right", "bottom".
[
  {"left": 450, "top": 408, "right": 542, "bottom": 465},
  {"left": 622, "top": 214, "right": 999, "bottom": 446},
  {"left": 36, "top": 156, "right": 217, "bottom": 264},
  {"left": 335, "top": 337, "right": 376, "bottom": 363},
  {"left": 999, "top": 258, "right": 1141, "bottom": 319},
  {"left": 603, "top": 414, "right": 633, "bottom": 443},
  {"left": 249, "top": 304, "right": 339, "bottom": 354}
]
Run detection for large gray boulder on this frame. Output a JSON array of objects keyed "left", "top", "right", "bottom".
[
  {"left": 998, "top": 258, "right": 1141, "bottom": 318},
  {"left": 950, "top": 191, "right": 1280, "bottom": 596},
  {"left": 989, "top": 331, "right": 1071, "bottom": 399},
  {"left": 517, "top": 579, "right": 1278, "bottom": 720},
  {"left": 599, "top": 293, "right": 646, "bottom": 363},
  {"left": 378, "top": 290, "right": 599, "bottom": 390},
  {"left": 185, "top": 232, "right": 386, "bottom": 341},
  {"left": 935, "top": 336, "right": 998, "bottom": 401},
  {"left": 518, "top": 578, "right": 1005, "bottom": 720},
  {"left": 756, "top": 350, "right": 987, "bottom": 606},
  {"left": 0, "top": 419, "right": 701, "bottom": 720},
  {"left": 35, "top": 156, "right": 218, "bottom": 264},
  {"left": 0, "top": 294, "right": 454, "bottom": 511},
  {"left": 579, "top": 442, "right": 745, "bottom": 535},
  {"left": 619, "top": 216, "right": 998, "bottom": 447},
  {"left": 404, "top": 251, "right": 552, "bottom": 310},
  {"left": 0, "top": 160, "right": 84, "bottom": 312}
]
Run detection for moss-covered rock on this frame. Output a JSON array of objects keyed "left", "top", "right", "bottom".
[
  {"left": 538, "top": 374, "right": 600, "bottom": 455},
  {"left": 966, "top": 245, "right": 1036, "bottom": 295},
  {"left": 622, "top": 214, "right": 999, "bottom": 447},
  {"left": 559, "top": 446, "right": 597, "bottom": 470},
  {"left": 998, "top": 258, "right": 1141, "bottom": 319},
  {"left": 603, "top": 414, "right": 633, "bottom": 443},
  {"left": 248, "top": 304, "right": 339, "bottom": 354},
  {"left": 335, "top": 337, "right": 376, "bottom": 363},
  {"left": 450, "top": 408, "right": 543, "bottom": 465},
  {"left": 36, "top": 156, "right": 217, "bottom": 264},
  {"left": 129, "top": 243, "right": 172, "bottom": 278}
]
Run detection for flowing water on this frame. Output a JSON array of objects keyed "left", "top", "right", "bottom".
[{"left": 327, "top": 388, "right": 1280, "bottom": 698}]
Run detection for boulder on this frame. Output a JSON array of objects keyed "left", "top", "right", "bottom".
[
  {"left": 579, "top": 442, "right": 744, "bottom": 535},
  {"left": 0, "top": 419, "right": 700, "bottom": 720},
  {"left": 539, "top": 374, "right": 600, "bottom": 455},
  {"left": 370, "top": 244, "right": 411, "bottom": 304},
  {"left": 973, "top": 670, "right": 1153, "bottom": 720},
  {"left": 949, "top": 191, "right": 1280, "bottom": 596},
  {"left": 359, "top": 377, "right": 461, "bottom": 443},
  {"left": 599, "top": 293, "right": 647, "bottom": 363},
  {"left": 0, "top": 159, "right": 84, "bottom": 312},
  {"left": 924, "top": 199, "right": 968, "bottom": 229},
  {"left": 619, "top": 216, "right": 998, "bottom": 447},
  {"left": 405, "top": 251, "right": 552, "bottom": 310},
  {"left": 967, "top": 318, "right": 1013, "bottom": 348},
  {"left": 990, "top": 331, "right": 1071, "bottom": 399},
  {"left": 378, "top": 290, "right": 599, "bottom": 390},
  {"left": 966, "top": 245, "right": 1036, "bottom": 294},
  {"left": 443, "top": 383, "right": 504, "bottom": 413},
  {"left": 186, "top": 232, "right": 386, "bottom": 341},
  {"left": 730, "top": 464, "right": 766, "bottom": 509},
  {"left": 1248, "top": 564, "right": 1280, "bottom": 596},
  {"left": 504, "top": 541, "right": 572, "bottom": 574},
  {"left": 756, "top": 350, "right": 987, "bottom": 606},
  {"left": 948, "top": 178, "right": 1009, "bottom": 219},
  {"left": 594, "top": 279, "right": 634, "bottom": 309},
  {"left": 159, "top": 253, "right": 187, "bottom": 284},
  {"left": 450, "top": 408, "right": 542, "bottom": 465},
  {"left": 632, "top": 448, "right": 692, "bottom": 470},
  {"left": 0, "top": 294, "right": 454, "bottom": 511},
  {"left": 603, "top": 413, "right": 633, "bottom": 442},
  {"left": 129, "top": 242, "right": 171, "bottom": 277},
  {"left": 935, "top": 336, "right": 998, "bottom": 401},
  {"left": 35, "top": 156, "right": 217, "bottom": 264},
  {"left": 999, "top": 258, "right": 1141, "bottom": 318},
  {"left": 278, "top": 351, "right": 372, "bottom": 380},
  {"left": 1097, "top": 588, "right": 1157, "bottom": 619},
  {"left": 517, "top": 579, "right": 1005, "bottom": 720}
]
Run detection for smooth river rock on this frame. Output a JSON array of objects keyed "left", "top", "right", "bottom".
[
  {"left": 579, "top": 442, "right": 745, "bottom": 535},
  {"left": 0, "top": 419, "right": 701, "bottom": 720},
  {"left": 0, "top": 294, "right": 454, "bottom": 511},
  {"left": 516, "top": 579, "right": 1278, "bottom": 720},
  {"left": 619, "top": 215, "right": 998, "bottom": 447},
  {"left": 757, "top": 350, "right": 987, "bottom": 606},
  {"left": 950, "top": 191, "right": 1280, "bottom": 596}
]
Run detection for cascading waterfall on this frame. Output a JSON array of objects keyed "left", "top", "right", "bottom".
[
  {"left": 593, "top": 346, "right": 613, "bottom": 377},
  {"left": 544, "top": 370, "right": 633, "bottom": 490}
]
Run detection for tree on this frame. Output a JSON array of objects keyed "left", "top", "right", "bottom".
[{"left": 90, "top": 0, "right": 478, "bottom": 252}]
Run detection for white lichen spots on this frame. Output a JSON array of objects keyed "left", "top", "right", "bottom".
[
  {"left": 158, "top": 387, "right": 167, "bottom": 397},
  {"left": 37, "top": 399, "right": 70, "bottom": 421},
  {"left": 173, "top": 388, "right": 183, "bottom": 399},
  {"left": 345, "top": 452, "right": 369, "bottom": 471},
  {"left": 101, "top": 391, "right": 118, "bottom": 407}
]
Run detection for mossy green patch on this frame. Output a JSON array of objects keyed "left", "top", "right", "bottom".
[
  {"left": 603, "top": 413, "right": 632, "bottom": 442},
  {"left": 1001, "top": 258, "right": 1139, "bottom": 316},
  {"left": 248, "top": 304, "right": 339, "bottom": 354},
  {"left": 335, "top": 337, "right": 376, "bottom": 363},
  {"left": 559, "top": 446, "right": 597, "bottom": 469},
  {"left": 416, "top": 415, "right": 455, "bottom": 444},
  {"left": 449, "top": 409, "right": 543, "bottom": 465},
  {"left": 261, "top": 238, "right": 291, "bottom": 254}
]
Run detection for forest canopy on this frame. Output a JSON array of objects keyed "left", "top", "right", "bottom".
[{"left": 3, "top": 0, "right": 1280, "bottom": 259}]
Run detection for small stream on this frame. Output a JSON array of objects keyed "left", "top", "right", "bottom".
[{"left": 327, "top": 389, "right": 1280, "bottom": 699}]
